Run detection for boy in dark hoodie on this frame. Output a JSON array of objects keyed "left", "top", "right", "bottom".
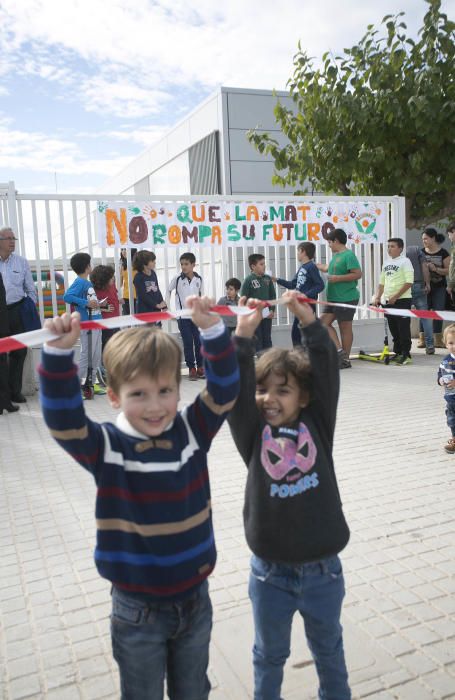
[{"left": 133, "top": 250, "right": 166, "bottom": 324}]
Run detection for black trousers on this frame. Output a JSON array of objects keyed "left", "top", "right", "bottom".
[
  {"left": 385, "top": 298, "right": 412, "bottom": 357},
  {"left": 255, "top": 318, "right": 273, "bottom": 353},
  {"left": 6, "top": 303, "right": 27, "bottom": 396},
  {"left": 0, "top": 354, "right": 10, "bottom": 403}
]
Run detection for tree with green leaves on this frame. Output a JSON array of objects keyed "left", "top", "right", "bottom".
[{"left": 248, "top": 0, "right": 455, "bottom": 229}]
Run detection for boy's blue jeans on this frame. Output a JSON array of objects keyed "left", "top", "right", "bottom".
[
  {"left": 412, "top": 283, "right": 433, "bottom": 348},
  {"left": 177, "top": 318, "right": 202, "bottom": 369},
  {"left": 249, "top": 555, "right": 350, "bottom": 700},
  {"left": 445, "top": 394, "right": 455, "bottom": 436},
  {"left": 111, "top": 581, "right": 212, "bottom": 700}
]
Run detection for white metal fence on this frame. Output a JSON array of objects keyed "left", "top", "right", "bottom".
[{"left": 0, "top": 182, "right": 406, "bottom": 328}]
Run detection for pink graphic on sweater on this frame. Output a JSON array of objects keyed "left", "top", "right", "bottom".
[{"left": 261, "top": 423, "right": 317, "bottom": 481}]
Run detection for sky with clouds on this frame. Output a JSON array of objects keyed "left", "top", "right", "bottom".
[{"left": 1, "top": 0, "right": 454, "bottom": 195}]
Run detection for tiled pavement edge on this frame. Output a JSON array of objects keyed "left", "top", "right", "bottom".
[{"left": 1, "top": 344, "right": 454, "bottom": 699}]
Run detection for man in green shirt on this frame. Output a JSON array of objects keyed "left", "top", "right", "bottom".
[
  {"left": 241, "top": 254, "right": 276, "bottom": 351},
  {"left": 318, "top": 229, "right": 362, "bottom": 369},
  {"left": 373, "top": 237, "right": 414, "bottom": 365}
]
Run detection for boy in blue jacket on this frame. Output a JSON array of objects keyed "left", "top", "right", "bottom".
[
  {"left": 273, "top": 242, "right": 325, "bottom": 346},
  {"left": 63, "top": 252, "right": 105, "bottom": 396},
  {"left": 39, "top": 296, "right": 239, "bottom": 700}
]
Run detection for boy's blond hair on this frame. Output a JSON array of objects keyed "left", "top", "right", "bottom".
[
  {"left": 443, "top": 324, "right": 455, "bottom": 344},
  {"left": 103, "top": 327, "right": 181, "bottom": 394},
  {"left": 256, "top": 347, "right": 312, "bottom": 399}
]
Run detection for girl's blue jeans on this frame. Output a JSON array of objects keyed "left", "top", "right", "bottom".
[
  {"left": 111, "top": 581, "right": 212, "bottom": 700},
  {"left": 248, "top": 555, "right": 351, "bottom": 700},
  {"left": 418, "top": 284, "right": 446, "bottom": 335}
]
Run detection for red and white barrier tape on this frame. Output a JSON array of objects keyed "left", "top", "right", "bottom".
[
  {"left": 0, "top": 305, "right": 249, "bottom": 354},
  {"left": 1, "top": 298, "right": 455, "bottom": 355}
]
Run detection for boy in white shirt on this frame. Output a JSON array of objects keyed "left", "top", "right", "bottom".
[
  {"left": 168, "top": 252, "right": 204, "bottom": 380},
  {"left": 374, "top": 237, "right": 414, "bottom": 365}
]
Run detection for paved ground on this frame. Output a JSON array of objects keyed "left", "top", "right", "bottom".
[{"left": 1, "top": 342, "right": 455, "bottom": 699}]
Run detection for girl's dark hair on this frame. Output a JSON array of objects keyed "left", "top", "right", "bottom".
[
  {"left": 120, "top": 248, "right": 138, "bottom": 270},
  {"left": 256, "top": 347, "right": 312, "bottom": 400},
  {"left": 133, "top": 250, "right": 156, "bottom": 272},
  {"left": 423, "top": 228, "right": 445, "bottom": 245},
  {"left": 90, "top": 265, "right": 115, "bottom": 290}
]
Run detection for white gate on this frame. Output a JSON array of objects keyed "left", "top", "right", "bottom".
[{"left": 0, "top": 181, "right": 406, "bottom": 327}]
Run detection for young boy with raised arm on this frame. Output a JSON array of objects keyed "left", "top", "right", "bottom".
[
  {"left": 39, "top": 296, "right": 239, "bottom": 700},
  {"left": 273, "top": 242, "right": 324, "bottom": 346},
  {"left": 229, "top": 290, "right": 351, "bottom": 700}
]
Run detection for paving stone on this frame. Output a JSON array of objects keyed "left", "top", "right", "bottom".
[
  {"left": 78, "top": 673, "right": 118, "bottom": 699},
  {"left": 40, "top": 646, "right": 73, "bottom": 670},
  {"left": 398, "top": 650, "right": 439, "bottom": 675},
  {"left": 426, "top": 640, "right": 455, "bottom": 665},
  {"left": 427, "top": 617, "right": 455, "bottom": 639},
  {"left": 362, "top": 618, "right": 395, "bottom": 639},
  {"left": 77, "top": 655, "right": 111, "bottom": 681},
  {"left": 46, "top": 685, "right": 81, "bottom": 699},
  {"left": 44, "top": 664, "right": 78, "bottom": 690},
  {"left": 6, "top": 640, "right": 35, "bottom": 662},
  {"left": 396, "top": 679, "right": 436, "bottom": 700},
  {"left": 403, "top": 624, "right": 441, "bottom": 646},
  {"left": 422, "top": 670, "right": 455, "bottom": 698},
  {"left": 378, "top": 634, "right": 415, "bottom": 658},
  {"left": 7, "top": 657, "right": 38, "bottom": 680},
  {"left": 407, "top": 602, "right": 445, "bottom": 622},
  {"left": 9, "top": 674, "right": 42, "bottom": 699}
]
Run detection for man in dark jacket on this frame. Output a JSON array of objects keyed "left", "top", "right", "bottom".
[{"left": 0, "top": 272, "right": 19, "bottom": 413}]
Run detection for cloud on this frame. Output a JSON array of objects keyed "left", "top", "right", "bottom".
[
  {"left": 2, "top": 0, "right": 452, "bottom": 123},
  {"left": 0, "top": 120, "right": 134, "bottom": 176},
  {"left": 79, "top": 76, "right": 172, "bottom": 119}
]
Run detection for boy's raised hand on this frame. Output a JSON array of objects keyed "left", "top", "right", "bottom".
[
  {"left": 44, "top": 312, "right": 81, "bottom": 350},
  {"left": 186, "top": 295, "right": 220, "bottom": 329},
  {"left": 235, "top": 296, "right": 266, "bottom": 338},
  {"left": 282, "top": 290, "right": 315, "bottom": 327}
]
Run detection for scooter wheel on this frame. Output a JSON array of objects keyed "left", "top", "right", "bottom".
[{"left": 384, "top": 356, "right": 390, "bottom": 365}]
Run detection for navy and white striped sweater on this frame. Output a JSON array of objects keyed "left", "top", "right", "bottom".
[{"left": 39, "top": 326, "right": 239, "bottom": 600}]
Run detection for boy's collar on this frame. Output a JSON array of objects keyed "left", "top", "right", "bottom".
[{"left": 116, "top": 412, "right": 175, "bottom": 438}]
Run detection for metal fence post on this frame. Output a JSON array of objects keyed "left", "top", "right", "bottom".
[{"left": 7, "top": 181, "right": 22, "bottom": 251}]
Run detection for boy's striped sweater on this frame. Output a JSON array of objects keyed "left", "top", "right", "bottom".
[{"left": 39, "top": 325, "right": 239, "bottom": 600}]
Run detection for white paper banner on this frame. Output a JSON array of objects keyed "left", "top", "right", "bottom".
[{"left": 96, "top": 200, "right": 387, "bottom": 248}]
